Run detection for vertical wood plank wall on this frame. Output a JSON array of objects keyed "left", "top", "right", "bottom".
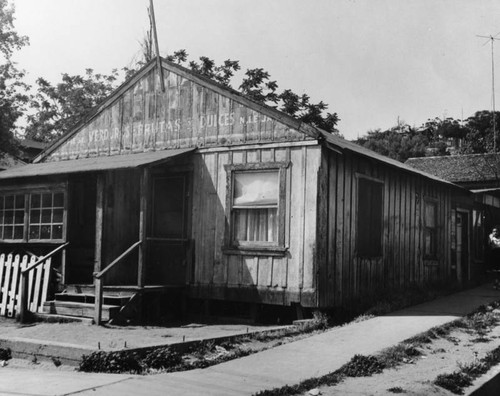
[
  {"left": 190, "top": 144, "right": 321, "bottom": 306},
  {"left": 319, "top": 149, "right": 458, "bottom": 308}
]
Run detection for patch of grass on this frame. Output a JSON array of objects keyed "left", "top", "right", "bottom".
[
  {"left": 337, "top": 354, "right": 385, "bottom": 377},
  {"left": 387, "top": 387, "right": 405, "bottom": 393},
  {"left": 379, "top": 343, "right": 421, "bottom": 368},
  {"left": 434, "top": 345, "right": 500, "bottom": 394},
  {"left": 435, "top": 372, "right": 472, "bottom": 394},
  {"left": 0, "top": 348, "right": 11, "bottom": 361}
]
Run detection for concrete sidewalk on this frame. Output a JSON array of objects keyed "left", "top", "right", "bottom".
[{"left": 1, "top": 284, "right": 500, "bottom": 396}]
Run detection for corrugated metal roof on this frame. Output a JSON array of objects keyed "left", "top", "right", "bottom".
[{"left": 0, "top": 148, "right": 194, "bottom": 180}]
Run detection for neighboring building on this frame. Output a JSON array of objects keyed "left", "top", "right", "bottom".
[
  {"left": 18, "top": 139, "right": 48, "bottom": 163},
  {"left": 0, "top": 152, "right": 25, "bottom": 171},
  {"left": 406, "top": 154, "right": 500, "bottom": 190},
  {"left": 0, "top": 59, "right": 492, "bottom": 323}
]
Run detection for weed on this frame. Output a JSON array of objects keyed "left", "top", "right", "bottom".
[
  {"left": 79, "top": 351, "right": 143, "bottom": 374},
  {"left": 434, "top": 372, "right": 472, "bottom": 394},
  {"left": 387, "top": 387, "right": 405, "bottom": 393},
  {"left": 0, "top": 348, "right": 11, "bottom": 361},
  {"left": 379, "top": 343, "right": 421, "bottom": 368},
  {"left": 338, "top": 354, "right": 385, "bottom": 377}
]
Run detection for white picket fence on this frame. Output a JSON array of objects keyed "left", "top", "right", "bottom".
[{"left": 0, "top": 254, "right": 51, "bottom": 318}]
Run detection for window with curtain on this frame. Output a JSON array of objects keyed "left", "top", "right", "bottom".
[
  {"left": 232, "top": 170, "right": 279, "bottom": 244},
  {"left": 424, "top": 200, "right": 438, "bottom": 258},
  {"left": 357, "top": 177, "right": 383, "bottom": 257}
]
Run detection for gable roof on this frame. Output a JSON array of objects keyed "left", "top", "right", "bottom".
[
  {"left": 27, "top": 57, "right": 465, "bottom": 191},
  {"left": 406, "top": 154, "right": 500, "bottom": 185}
]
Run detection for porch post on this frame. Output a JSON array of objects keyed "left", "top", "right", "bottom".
[
  {"left": 94, "top": 173, "right": 105, "bottom": 325},
  {"left": 138, "top": 168, "right": 150, "bottom": 288}
]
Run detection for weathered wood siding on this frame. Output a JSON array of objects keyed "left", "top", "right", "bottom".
[
  {"left": 189, "top": 143, "right": 321, "bottom": 306},
  {"left": 45, "top": 65, "right": 309, "bottom": 162},
  {"left": 319, "top": 148, "right": 461, "bottom": 308}
]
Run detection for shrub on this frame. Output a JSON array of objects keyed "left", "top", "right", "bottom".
[
  {"left": 142, "top": 347, "right": 182, "bottom": 370},
  {"left": 79, "top": 351, "right": 143, "bottom": 374}
]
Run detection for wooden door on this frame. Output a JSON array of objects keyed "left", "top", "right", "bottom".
[
  {"left": 147, "top": 175, "right": 189, "bottom": 285},
  {"left": 456, "top": 211, "right": 470, "bottom": 283}
]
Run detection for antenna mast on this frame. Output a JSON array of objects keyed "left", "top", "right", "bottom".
[
  {"left": 478, "top": 34, "right": 500, "bottom": 152},
  {"left": 149, "top": 0, "right": 165, "bottom": 92}
]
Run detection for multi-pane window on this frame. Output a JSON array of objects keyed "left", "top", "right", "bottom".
[
  {"left": 357, "top": 177, "right": 383, "bottom": 257},
  {"left": 0, "top": 190, "right": 65, "bottom": 242},
  {"left": 232, "top": 171, "right": 278, "bottom": 244},
  {"left": 424, "top": 200, "right": 438, "bottom": 258},
  {"left": 0, "top": 194, "right": 25, "bottom": 241},
  {"left": 29, "top": 192, "right": 65, "bottom": 241}
]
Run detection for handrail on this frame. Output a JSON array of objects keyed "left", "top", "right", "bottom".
[
  {"left": 19, "top": 242, "right": 70, "bottom": 323},
  {"left": 93, "top": 240, "right": 142, "bottom": 325},
  {"left": 22, "top": 242, "right": 70, "bottom": 275},
  {"left": 93, "top": 240, "right": 142, "bottom": 279}
]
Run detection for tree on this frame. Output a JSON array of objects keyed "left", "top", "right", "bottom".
[
  {"left": 166, "top": 50, "right": 341, "bottom": 134},
  {"left": 0, "top": 0, "right": 29, "bottom": 155},
  {"left": 460, "top": 111, "right": 500, "bottom": 154},
  {"left": 25, "top": 69, "right": 118, "bottom": 142},
  {"left": 355, "top": 124, "right": 430, "bottom": 162}
]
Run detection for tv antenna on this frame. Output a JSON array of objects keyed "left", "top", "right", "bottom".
[{"left": 477, "top": 33, "right": 500, "bottom": 152}]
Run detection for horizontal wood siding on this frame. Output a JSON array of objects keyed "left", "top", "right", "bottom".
[
  {"left": 190, "top": 144, "right": 321, "bottom": 306},
  {"left": 320, "top": 149, "right": 459, "bottom": 308}
]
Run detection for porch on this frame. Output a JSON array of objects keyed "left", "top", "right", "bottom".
[{"left": 0, "top": 148, "right": 194, "bottom": 324}]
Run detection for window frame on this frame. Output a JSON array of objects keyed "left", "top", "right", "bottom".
[
  {"left": 223, "top": 161, "right": 289, "bottom": 256},
  {"left": 356, "top": 174, "right": 384, "bottom": 258},
  {"left": 0, "top": 184, "right": 67, "bottom": 244},
  {"left": 423, "top": 198, "right": 438, "bottom": 259}
]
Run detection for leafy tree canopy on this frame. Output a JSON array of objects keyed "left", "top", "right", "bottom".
[
  {"left": 0, "top": 0, "right": 29, "bottom": 156},
  {"left": 355, "top": 111, "right": 500, "bottom": 162},
  {"left": 25, "top": 69, "right": 118, "bottom": 143}
]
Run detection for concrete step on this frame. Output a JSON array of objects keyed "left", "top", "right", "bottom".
[
  {"left": 42, "top": 301, "right": 120, "bottom": 322},
  {"left": 54, "top": 292, "right": 131, "bottom": 306}
]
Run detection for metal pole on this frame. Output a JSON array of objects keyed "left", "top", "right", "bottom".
[{"left": 492, "top": 37, "right": 497, "bottom": 152}]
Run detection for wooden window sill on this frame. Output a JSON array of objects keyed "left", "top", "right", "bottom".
[{"left": 222, "top": 246, "right": 288, "bottom": 257}]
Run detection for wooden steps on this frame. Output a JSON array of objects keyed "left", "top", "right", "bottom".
[
  {"left": 43, "top": 300, "right": 120, "bottom": 322},
  {"left": 42, "top": 286, "right": 136, "bottom": 323}
]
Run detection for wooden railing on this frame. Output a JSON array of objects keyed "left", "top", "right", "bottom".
[
  {"left": 93, "top": 240, "right": 142, "bottom": 325},
  {"left": 19, "top": 242, "right": 69, "bottom": 323}
]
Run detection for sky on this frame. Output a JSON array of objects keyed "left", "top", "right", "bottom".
[{"left": 10, "top": 0, "right": 500, "bottom": 140}]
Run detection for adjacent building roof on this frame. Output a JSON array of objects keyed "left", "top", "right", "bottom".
[
  {"left": 0, "top": 153, "right": 25, "bottom": 171},
  {"left": 0, "top": 148, "right": 193, "bottom": 180},
  {"left": 405, "top": 154, "right": 500, "bottom": 188}
]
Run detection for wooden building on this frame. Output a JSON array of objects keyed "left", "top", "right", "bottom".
[{"left": 0, "top": 58, "right": 491, "bottom": 323}]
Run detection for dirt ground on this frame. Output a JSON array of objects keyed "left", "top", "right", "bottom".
[
  {"left": 0, "top": 316, "right": 287, "bottom": 371},
  {"left": 302, "top": 317, "right": 500, "bottom": 395}
]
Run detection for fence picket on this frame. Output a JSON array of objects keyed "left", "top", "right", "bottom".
[
  {"left": 28, "top": 256, "right": 36, "bottom": 311},
  {"left": 15, "top": 255, "right": 29, "bottom": 315},
  {"left": 0, "top": 254, "right": 52, "bottom": 318},
  {"left": 7, "top": 255, "right": 21, "bottom": 317},
  {"left": 0, "top": 255, "right": 13, "bottom": 316}
]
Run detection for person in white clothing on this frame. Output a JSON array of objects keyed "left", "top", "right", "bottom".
[{"left": 489, "top": 226, "right": 500, "bottom": 289}]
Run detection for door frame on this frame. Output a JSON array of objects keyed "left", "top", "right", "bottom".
[{"left": 456, "top": 208, "right": 471, "bottom": 284}]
